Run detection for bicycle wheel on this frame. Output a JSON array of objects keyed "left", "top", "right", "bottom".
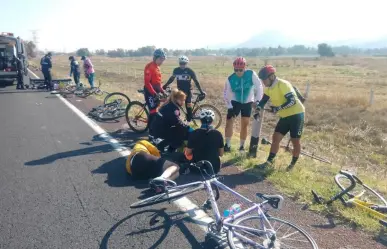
[
  {"left": 335, "top": 174, "right": 387, "bottom": 206},
  {"left": 104, "top": 92, "right": 131, "bottom": 106},
  {"left": 130, "top": 182, "right": 204, "bottom": 208},
  {"left": 227, "top": 216, "right": 318, "bottom": 249},
  {"left": 192, "top": 104, "right": 222, "bottom": 129},
  {"left": 98, "top": 108, "right": 126, "bottom": 121},
  {"left": 125, "top": 101, "right": 150, "bottom": 133}
]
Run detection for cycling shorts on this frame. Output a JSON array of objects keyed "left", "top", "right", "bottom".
[
  {"left": 144, "top": 86, "right": 162, "bottom": 113},
  {"left": 275, "top": 112, "right": 305, "bottom": 138},
  {"left": 226, "top": 100, "right": 252, "bottom": 119},
  {"left": 130, "top": 151, "right": 175, "bottom": 180}
]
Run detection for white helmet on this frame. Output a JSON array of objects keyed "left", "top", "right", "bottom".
[
  {"left": 178, "top": 55, "right": 189, "bottom": 64},
  {"left": 199, "top": 109, "right": 215, "bottom": 123}
]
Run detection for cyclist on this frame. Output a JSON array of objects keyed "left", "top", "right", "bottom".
[
  {"left": 81, "top": 56, "right": 95, "bottom": 88},
  {"left": 223, "top": 57, "right": 263, "bottom": 152},
  {"left": 126, "top": 140, "right": 182, "bottom": 193},
  {"left": 68, "top": 56, "right": 81, "bottom": 87},
  {"left": 144, "top": 48, "right": 167, "bottom": 133},
  {"left": 40, "top": 52, "right": 53, "bottom": 91},
  {"left": 162, "top": 56, "right": 206, "bottom": 122},
  {"left": 184, "top": 109, "right": 224, "bottom": 174},
  {"left": 255, "top": 65, "right": 305, "bottom": 170},
  {"left": 150, "top": 88, "right": 194, "bottom": 153}
]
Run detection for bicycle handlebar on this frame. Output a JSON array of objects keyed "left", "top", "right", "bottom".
[
  {"left": 339, "top": 170, "right": 363, "bottom": 185},
  {"left": 327, "top": 171, "right": 357, "bottom": 204}
]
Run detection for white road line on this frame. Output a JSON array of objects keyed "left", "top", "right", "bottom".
[{"left": 28, "top": 69, "right": 214, "bottom": 232}]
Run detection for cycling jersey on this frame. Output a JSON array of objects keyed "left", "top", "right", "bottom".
[
  {"left": 70, "top": 60, "right": 80, "bottom": 76},
  {"left": 40, "top": 55, "right": 52, "bottom": 72},
  {"left": 164, "top": 67, "right": 203, "bottom": 93},
  {"left": 126, "top": 140, "right": 160, "bottom": 174},
  {"left": 263, "top": 78, "right": 305, "bottom": 118},
  {"left": 223, "top": 69, "right": 263, "bottom": 108},
  {"left": 144, "top": 61, "right": 164, "bottom": 96}
]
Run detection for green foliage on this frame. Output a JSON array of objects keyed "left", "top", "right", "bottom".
[
  {"left": 76, "top": 48, "right": 91, "bottom": 57},
  {"left": 318, "top": 43, "right": 335, "bottom": 57}
]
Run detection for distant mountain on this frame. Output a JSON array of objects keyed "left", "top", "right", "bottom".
[{"left": 235, "top": 30, "right": 307, "bottom": 48}]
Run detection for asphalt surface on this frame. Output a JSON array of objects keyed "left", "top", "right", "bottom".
[{"left": 0, "top": 81, "right": 205, "bottom": 249}]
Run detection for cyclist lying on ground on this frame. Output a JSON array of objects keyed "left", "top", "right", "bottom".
[
  {"left": 184, "top": 109, "right": 224, "bottom": 174},
  {"left": 162, "top": 55, "right": 206, "bottom": 122},
  {"left": 126, "top": 140, "right": 183, "bottom": 193},
  {"left": 255, "top": 65, "right": 305, "bottom": 171},
  {"left": 150, "top": 88, "right": 194, "bottom": 153}
]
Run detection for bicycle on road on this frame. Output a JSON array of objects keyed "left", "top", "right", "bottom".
[
  {"left": 131, "top": 160, "right": 319, "bottom": 249},
  {"left": 312, "top": 170, "right": 387, "bottom": 227},
  {"left": 125, "top": 87, "right": 222, "bottom": 134},
  {"left": 88, "top": 99, "right": 127, "bottom": 121}
]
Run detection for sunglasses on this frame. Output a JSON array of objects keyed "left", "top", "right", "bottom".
[{"left": 234, "top": 68, "right": 244, "bottom": 72}]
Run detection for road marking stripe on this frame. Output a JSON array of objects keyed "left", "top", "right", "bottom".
[{"left": 28, "top": 69, "right": 214, "bottom": 232}]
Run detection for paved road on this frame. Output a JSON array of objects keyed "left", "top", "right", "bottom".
[{"left": 0, "top": 83, "right": 205, "bottom": 249}]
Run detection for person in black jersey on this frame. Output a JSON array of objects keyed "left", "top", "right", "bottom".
[
  {"left": 184, "top": 109, "right": 224, "bottom": 174},
  {"left": 150, "top": 88, "right": 194, "bottom": 153},
  {"left": 162, "top": 55, "right": 206, "bottom": 122}
]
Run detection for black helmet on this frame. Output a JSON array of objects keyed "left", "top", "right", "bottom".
[
  {"left": 69, "top": 56, "right": 74, "bottom": 60},
  {"left": 81, "top": 56, "right": 86, "bottom": 60},
  {"left": 47, "top": 52, "right": 52, "bottom": 57}
]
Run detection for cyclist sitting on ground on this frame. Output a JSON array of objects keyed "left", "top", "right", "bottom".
[
  {"left": 150, "top": 88, "right": 194, "bottom": 153},
  {"left": 144, "top": 48, "right": 167, "bottom": 134},
  {"left": 255, "top": 65, "right": 305, "bottom": 171},
  {"left": 162, "top": 55, "right": 206, "bottom": 122},
  {"left": 126, "top": 140, "right": 182, "bottom": 193},
  {"left": 223, "top": 57, "right": 263, "bottom": 152},
  {"left": 184, "top": 109, "right": 224, "bottom": 174}
]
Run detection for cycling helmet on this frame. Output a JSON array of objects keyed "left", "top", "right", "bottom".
[
  {"left": 153, "top": 48, "right": 166, "bottom": 59},
  {"left": 179, "top": 55, "right": 189, "bottom": 64},
  {"left": 258, "top": 65, "right": 276, "bottom": 80},
  {"left": 199, "top": 109, "right": 215, "bottom": 123},
  {"left": 233, "top": 57, "right": 246, "bottom": 69}
]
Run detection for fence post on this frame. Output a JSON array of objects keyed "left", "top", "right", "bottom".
[
  {"left": 305, "top": 82, "right": 311, "bottom": 99},
  {"left": 369, "top": 88, "right": 374, "bottom": 106}
]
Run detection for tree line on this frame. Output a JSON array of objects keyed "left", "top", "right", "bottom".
[{"left": 76, "top": 44, "right": 387, "bottom": 58}]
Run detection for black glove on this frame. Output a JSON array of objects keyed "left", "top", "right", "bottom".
[
  {"left": 270, "top": 106, "right": 279, "bottom": 113},
  {"left": 253, "top": 106, "right": 262, "bottom": 120}
]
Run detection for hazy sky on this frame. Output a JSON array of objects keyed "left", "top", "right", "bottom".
[{"left": 1, "top": 0, "right": 386, "bottom": 52}]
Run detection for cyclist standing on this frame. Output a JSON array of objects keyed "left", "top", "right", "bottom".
[
  {"left": 40, "top": 52, "right": 53, "bottom": 91},
  {"left": 144, "top": 48, "right": 167, "bottom": 133},
  {"left": 163, "top": 56, "right": 206, "bottom": 122},
  {"left": 68, "top": 56, "right": 81, "bottom": 87},
  {"left": 81, "top": 56, "right": 95, "bottom": 88},
  {"left": 255, "top": 65, "right": 305, "bottom": 170},
  {"left": 223, "top": 57, "right": 263, "bottom": 151}
]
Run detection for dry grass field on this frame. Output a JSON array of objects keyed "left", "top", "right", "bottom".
[{"left": 31, "top": 55, "right": 387, "bottom": 232}]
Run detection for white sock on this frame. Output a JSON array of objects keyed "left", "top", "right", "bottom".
[
  {"left": 226, "top": 137, "right": 231, "bottom": 146},
  {"left": 240, "top": 140, "right": 245, "bottom": 148}
]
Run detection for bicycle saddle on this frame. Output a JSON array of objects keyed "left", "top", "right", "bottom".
[{"left": 256, "top": 193, "right": 284, "bottom": 210}]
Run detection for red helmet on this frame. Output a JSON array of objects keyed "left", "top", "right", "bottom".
[
  {"left": 258, "top": 65, "right": 276, "bottom": 80},
  {"left": 233, "top": 57, "right": 246, "bottom": 69}
]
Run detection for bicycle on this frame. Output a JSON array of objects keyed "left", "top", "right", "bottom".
[
  {"left": 88, "top": 99, "right": 126, "bottom": 121},
  {"left": 125, "top": 87, "right": 222, "bottom": 134},
  {"left": 130, "top": 161, "right": 319, "bottom": 249},
  {"left": 311, "top": 170, "right": 387, "bottom": 228}
]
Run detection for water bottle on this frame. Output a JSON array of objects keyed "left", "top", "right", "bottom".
[{"left": 223, "top": 203, "right": 242, "bottom": 217}]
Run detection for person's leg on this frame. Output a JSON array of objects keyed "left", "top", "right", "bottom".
[
  {"left": 47, "top": 71, "right": 53, "bottom": 91},
  {"left": 88, "top": 73, "right": 94, "bottom": 88},
  {"left": 287, "top": 113, "right": 305, "bottom": 170},
  {"left": 74, "top": 73, "right": 80, "bottom": 87},
  {"left": 43, "top": 71, "right": 49, "bottom": 89},
  {"left": 224, "top": 101, "right": 241, "bottom": 151},
  {"left": 144, "top": 88, "right": 159, "bottom": 135},
  {"left": 265, "top": 118, "right": 289, "bottom": 165},
  {"left": 185, "top": 91, "right": 193, "bottom": 122},
  {"left": 239, "top": 102, "right": 253, "bottom": 150}
]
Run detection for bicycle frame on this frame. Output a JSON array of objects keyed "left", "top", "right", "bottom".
[{"left": 200, "top": 177, "right": 277, "bottom": 248}]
